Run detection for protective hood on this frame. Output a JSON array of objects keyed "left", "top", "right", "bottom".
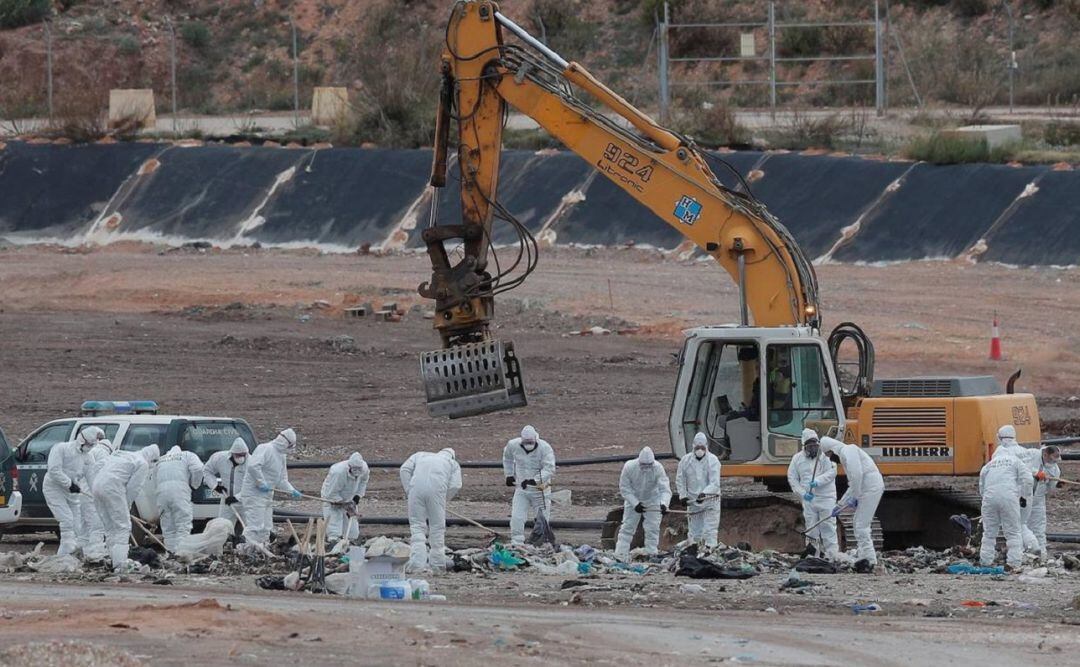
[
  {"left": 139, "top": 444, "right": 161, "bottom": 464},
  {"left": 692, "top": 432, "right": 708, "bottom": 449},
  {"left": 521, "top": 425, "right": 539, "bottom": 441},
  {"left": 98, "top": 438, "right": 117, "bottom": 454},
  {"left": 801, "top": 428, "right": 820, "bottom": 446},
  {"left": 347, "top": 451, "right": 367, "bottom": 475},
  {"left": 78, "top": 426, "right": 105, "bottom": 448},
  {"left": 638, "top": 446, "right": 655, "bottom": 466},
  {"left": 440, "top": 447, "right": 457, "bottom": 461},
  {"left": 274, "top": 428, "right": 298, "bottom": 452},
  {"left": 819, "top": 437, "right": 843, "bottom": 455},
  {"left": 229, "top": 438, "right": 250, "bottom": 456},
  {"left": 996, "top": 424, "right": 1017, "bottom": 447}
]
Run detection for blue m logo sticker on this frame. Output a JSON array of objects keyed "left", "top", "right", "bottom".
[{"left": 673, "top": 195, "right": 703, "bottom": 225}]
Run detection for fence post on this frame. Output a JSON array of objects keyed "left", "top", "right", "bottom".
[
  {"left": 44, "top": 21, "right": 53, "bottom": 119},
  {"left": 768, "top": 1, "right": 777, "bottom": 116},
  {"left": 167, "top": 18, "right": 177, "bottom": 136},
  {"left": 874, "top": 0, "right": 884, "bottom": 117},
  {"left": 658, "top": 2, "right": 670, "bottom": 124},
  {"left": 291, "top": 18, "right": 300, "bottom": 129}
]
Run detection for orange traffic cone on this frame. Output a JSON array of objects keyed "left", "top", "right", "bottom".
[{"left": 989, "top": 314, "right": 1003, "bottom": 361}]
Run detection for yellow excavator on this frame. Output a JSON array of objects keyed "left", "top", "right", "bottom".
[{"left": 418, "top": 1, "right": 1042, "bottom": 547}]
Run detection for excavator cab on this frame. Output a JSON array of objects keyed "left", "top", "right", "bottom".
[{"left": 670, "top": 326, "right": 846, "bottom": 463}]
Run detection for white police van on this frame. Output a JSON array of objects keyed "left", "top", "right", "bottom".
[{"left": 8, "top": 401, "right": 256, "bottom": 533}]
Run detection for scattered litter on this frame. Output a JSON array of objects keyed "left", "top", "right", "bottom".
[
  {"left": 960, "top": 600, "right": 987, "bottom": 608},
  {"left": 27, "top": 555, "right": 83, "bottom": 574},
  {"left": 946, "top": 562, "right": 1004, "bottom": 575},
  {"left": 851, "top": 603, "right": 882, "bottom": 614},
  {"left": 489, "top": 545, "right": 526, "bottom": 571},
  {"left": 794, "top": 557, "right": 838, "bottom": 574},
  {"left": 0, "top": 543, "right": 43, "bottom": 571},
  {"left": 676, "top": 548, "right": 757, "bottom": 580},
  {"left": 780, "top": 571, "right": 816, "bottom": 590},
  {"left": 679, "top": 583, "right": 707, "bottom": 594}
]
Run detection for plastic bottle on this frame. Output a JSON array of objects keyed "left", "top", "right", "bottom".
[
  {"left": 379, "top": 580, "right": 411, "bottom": 601},
  {"left": 408, "top": 579, "right": 430, "bottom": 600}
]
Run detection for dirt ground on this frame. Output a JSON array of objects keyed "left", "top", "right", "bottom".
[
  {"left": 1, "top": 244, "right": 1080, "bottom": 663},
  {"left": 2, "top": 580, "right": 1078, "bottom": 667}
]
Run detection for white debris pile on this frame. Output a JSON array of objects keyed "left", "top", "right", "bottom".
[{"left": 0, "top": 542, "right": 44, "bottom": 572}]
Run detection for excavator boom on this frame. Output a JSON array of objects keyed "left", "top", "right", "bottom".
[{"left": 421, "top": 1, "right": 820, "bottom": 418}]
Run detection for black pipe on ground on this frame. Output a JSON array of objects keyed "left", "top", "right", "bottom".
[
  {"left": 289, "top": 452, "right": 675, "bottom": 471},
  {"left": 273, "top": 510, "right": 605, "bottom": 530}
]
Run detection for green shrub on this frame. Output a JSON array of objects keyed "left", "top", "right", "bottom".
[
  {"left": 116, "top": 34, "right": 140, "bottom": 56},
  {"left": 1044, "top": 121, "right": 1080, "bottom": 147},
  {"left": 902, "top": 132, "right": 1012, "bottom": 163},
  {"left": 673, "top": 103, "right": 749, "bottom": 148},
  {"left": 180, "top": 21, "right": 211, "bottom": 51},
  {"left": 0, "top": 0, "right": 50, "bottom": 28}
]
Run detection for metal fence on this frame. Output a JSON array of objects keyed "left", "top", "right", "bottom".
[{"left": 657, "top": 0, "right": 886, "bottom": 121}]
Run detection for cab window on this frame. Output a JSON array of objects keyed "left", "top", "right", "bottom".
[
  {"left": 680, "top": 340, "right": 763, "bottom": 462},
  {"left": 19, "top": 422, "right": 75, "bottom": 462},
  {"left": 765, "top": 343, "right": 838, "bottom": 438},
  {"left": 122, "top": 424, "right": 169, "bottom": 452}
]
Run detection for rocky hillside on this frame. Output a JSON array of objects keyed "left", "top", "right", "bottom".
[{"left": 0, "top": 0, "right": 1077, "bottom": 146}]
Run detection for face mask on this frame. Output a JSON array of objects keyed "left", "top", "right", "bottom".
[
  {"left": 805, "top": 445, "right": 819, "bottom": 458},
  {"left": 233, "top": 455, "right": 247, "bottom": 465},
  {"left": 521, "top": 440, "right": 537, "bottom": 453},
  {"left": 80, "top": 442, "right": 93, "bottom": 452},
  {"left": 694, "top": 448, "right": 706, "bottom": 459}
]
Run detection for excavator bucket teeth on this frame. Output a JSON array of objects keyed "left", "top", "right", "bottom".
[{"left": 421, "top": 340, "right": 527, "bottom": 419}]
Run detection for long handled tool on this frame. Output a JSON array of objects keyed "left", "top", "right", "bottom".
[
  {"left": 129, "top": 514, "right": 169, "bottom": 551},
  {"left": 1051, "top": 476, "right": 1080, "bottom": 486},
  {"left": 274, "top": 489, "right": 342, "bottom": 504},
  {"left": 446, "top": 506, "right": 508, "bottom": 543}
]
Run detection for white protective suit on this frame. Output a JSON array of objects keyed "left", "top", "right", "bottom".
[
  {"left": 820, "top": 436, "right": 885, "bottom": 565},
  {"left": 400, "top": 449, "right": 462, "bottom": 571},
  {"left": 994, "top": 425, "right": 1036, "bottom": 544},
  {"left": 787, "top": 429, "right": 839, "bottom": 558},
  {"left": 502, "top": 425, "right": 556, "bottom": 545},
  {"left": 239, "top": 428, "right": 299, "bottom": 546},
  {"left": 615, "top": 447, "right": 673, "bottom": 559},
  {"left": 79, "top": 432, "right": 115, "bottom": 560},
  {"left": 979, "top": 445, "right": 1034, "bottom": 568},
  {"left": 1024, "top": 446, "right": 1061, "bottom": 557},
  {"left": 44, "top": 430, "right": 94, "bottom": 556},
  {"left": 202, "top": 438, "right": 249, "bottom": 526},
  {"left": 675, "top": 433, "right": 722, "bottom": 547},
  {"left": 321, "top": 452, "right": 370, "bottom": 542},
  {"left": 154, "top": 445, "right": 205, "bottom": 552},
  {"left": 93, "top": 444, "right": 159, "bottom": 570}
]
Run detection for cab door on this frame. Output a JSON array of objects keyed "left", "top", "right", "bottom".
[{"left": 15, "top": 421, "right": 76, "bottom": 518}]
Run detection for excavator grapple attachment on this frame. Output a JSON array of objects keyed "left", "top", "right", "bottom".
[{"left": 421, "top": 339, "right": 526, "bottom": 419}]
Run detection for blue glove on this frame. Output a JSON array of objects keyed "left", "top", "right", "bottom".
[
  {"left": 257, "top": 482, "right": 272, "bottom": 493},
  {"left": 808, "top": 480, "right": 819, "bottom": 489},
  {"left": 848, "top": 498, "right": 859, "bottom": 509},
  {"left": 830, "top": 505, "right": 843, "bottom": 517},
  {"left": 802, "top": 492, "right": 814, "bottom": 502},
  {"left": 290, "top": 489, "right": 302, "bottom": 499}
]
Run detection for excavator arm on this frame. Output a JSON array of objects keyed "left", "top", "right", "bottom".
[{"left": 420, "top": 1, "right": 820, "bottom": 418}]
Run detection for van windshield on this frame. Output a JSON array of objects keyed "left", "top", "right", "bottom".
[{"left": 180, "top": 421, "right": 255, "bottom": 461}]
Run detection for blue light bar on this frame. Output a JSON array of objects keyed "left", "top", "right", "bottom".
[{"left": 80, "top": 400, "right": 159, "bottom": 416}]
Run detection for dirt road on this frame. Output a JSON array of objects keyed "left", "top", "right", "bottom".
[{"left": 1, "top": 580, "right": 1077, "bottom": 666}]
